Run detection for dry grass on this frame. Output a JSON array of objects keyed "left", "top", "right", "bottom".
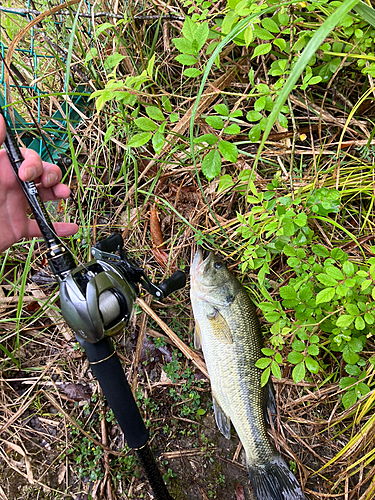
[{"left": 1, "top": 0, "right": 375, "bottom": 499}]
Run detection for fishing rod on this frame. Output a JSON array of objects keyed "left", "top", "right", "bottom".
[{"left": 0, "top": 104, "right": 185, "bottom": 500}]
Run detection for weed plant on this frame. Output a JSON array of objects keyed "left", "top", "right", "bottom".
[{"left": 1, "top": 0, "right": 375, "bottom": 498}]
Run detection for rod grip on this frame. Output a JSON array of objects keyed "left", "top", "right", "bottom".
[{"left": 79, "top": 337, "right": 149, "bottom": 449}]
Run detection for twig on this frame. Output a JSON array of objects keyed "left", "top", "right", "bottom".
[{"left": 136, "top": 297, "right": 209, "bottom": 378}]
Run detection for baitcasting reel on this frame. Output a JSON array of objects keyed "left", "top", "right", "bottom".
[{"left": 59, "top": 233, "right": 186, "bottom": 343}]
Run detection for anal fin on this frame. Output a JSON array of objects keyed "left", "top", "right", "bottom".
[{"left": 263, "top": 379, "right": 277, "bottom": 427}]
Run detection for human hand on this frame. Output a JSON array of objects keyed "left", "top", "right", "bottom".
[{"left": 0, "top": 114, "right": 79, "bottom": 253}]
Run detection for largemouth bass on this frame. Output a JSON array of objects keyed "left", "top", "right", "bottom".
[{"left": 190, "top": 248, "right": 307, "bottom": 500}]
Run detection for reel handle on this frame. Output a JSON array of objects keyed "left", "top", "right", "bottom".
[{"left": 158, "top": 271, "right": 186, "bottom": 297}]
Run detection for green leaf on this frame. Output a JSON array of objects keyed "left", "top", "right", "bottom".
[
  {"left": 353, "top": 1, "right": 375, "bottom": 28},
  {"left": 218, "top": 140, "right": 238, "bottom": 162},
  {"left": 343, "top": 261, "right": 355, "bottom": 277},
  {"left": 201, "top": 149, "right": 221, "bottom": 180},
  {"left": 244, "top": 25, "right": 253, "bottom": 47},
  {"left": 162, "top": 96, "right": 172, "bottom": 112},
  {"left": 249, "top": 124, "right": 261, "bottom": 142},
  {"left": 312, "top": 244, "right": 330, "bottom": 257},
  {"left": 346, "top": 304, "right": 359, "bottom": 315},
  {"left": 173, "top": 37, "right": 195, "bottom": 55},
  {"left": 343, "top": 347, "right": 360, "bottom": 365},
  {"left": 262, "top": 347, "right": 275, "bottom": 356},
  {"left": 364, "top": 312, "right": 375, "bottom": 325},
  {"left": 358, "top": 382, "right": 371, "bottom": 396},
  {"left": 316, "top": 287, "right": 335, "bottom": 305},
  {"left": 361, "top": 279, "right": 372, "bottom": 291},
  {"left": 146, "top": 106, "right": 165, "bottom": 121},
  {"left": 278, "top": 113, "right": 288, "bottom": 129},
  {"left": 184, "top": 68, "right": 202, "bottom": 78},
  {"left": 195, "top": 22, "right": 209, "bottom": 51},
  {"left": 271, "top": 361, "right": 282, "bottom": 380},
  {"left": 294, "top": 212, "right": 307, "bottom": 227},
  {"left": 317, "top": 273, "right": 338, "bottom": 287},
  {"left": 134, "top": 117, "right": 158, "bottom": 131},
  {"left": 305, "top": 356, "right": 320, "bottom": 374},
  {"left": 214, "top": 104, "right": 229, "bottom": 115},
  {"left": 175, "top": 54, "right": 198, "bottom": 65},
  {"left": 170, "top": 113, "right": 179, "bottom": 123},
  {"left": 147, "top": 54, "right": 156, "bottom": 78},
  {"left": 224, "top": 124, "right": 241, "bottom": 135},
  {"left": 182, "top": 17, "right": 197, "bottom": 42},
  {"left": 345, "top": 364, "right": 362, "bottom": 376},
  {"left": 339, "top": 377, "right": 357, "bottom": 390},
  {"left": 218, "top": 174, "right": 234, "bottom": 193},
  {"left": 104, "top": 123, "right": 115, "bottom": 143},
  {"left": 261, "top": 17, "right": 280, "bottom": 33},
  {"left": 274, "top": 39, "right": 286, "bottom": 51},
  {"left": 85, "top": 47, "right": 98, "bottom": 63},
  {"left": 95, "top": 22, "right": 114, "bottom": 36},
  {"left": 326, "top": 266, "right": 345, "bottom": 280},
  {"left": 253, "top": 26, "right": 274, "bottom": 40},
  {"left": 355, "top": 316, "right": 366, "bottom": 330},
  {"left": 206, "top": 116, "right": 224, "bottom": 129},
  {"left": 292, "top": 362, "right": 306, "bottom": 383},
  {"left": 128, "top": 132, "right": 152, "bottom": 148},
  {"left": 336, "top": 315, "right": 355, "bottom": 328},
  {"left": 279, "top": 285, "right": 297, "bottom": 300},
  {"left": 292, "top": 340, "right": 305, "bottom": 352},
  {"left": 247, "top": 110, "right": 263, "bottom": 122},
  {"left": 288, "top": 351, "right": 304, "bottom": 364},
  {"left": 195, "top": 133, "right": 219, "bottom": 145},
  {"left": 252, "top": 43, "right": 272, "bottom": 58},
  {"left": 104, "top": 53, "right": 126, "bottom": 71},
  {"left": 260, "top": 367, "right": 271, "bottom": 387},
  {"left": 152, "top": 130, "right": 165, "bottom": 154},
  {"left": 307, "top": 344, "right": 319, "bottom": 356},
  {"left": 342, "top": 389, "right": 357, "bottom": 409},
  {"left": 283, "top": 245, "right": 296, "bottom": 257},
  {"left": 255, "top": 357, "right": 272, "bottom": 369}
]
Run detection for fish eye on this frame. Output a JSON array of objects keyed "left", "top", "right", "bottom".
[{"left": 214, "top": 262, "right": 222, "bottom": 269}]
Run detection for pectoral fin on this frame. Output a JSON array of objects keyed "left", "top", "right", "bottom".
[
  {"left": 194, "top": 322, "right": 202, "bottom": 350},
  {"left": 206, "top": 308, "right": 233, "bottom": 344},
  {"left": 213, "top": 397, "right": 231, "bottom": 439}
]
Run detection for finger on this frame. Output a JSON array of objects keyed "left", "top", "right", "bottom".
[
  {"left": 18, "top": 148, "right": 44, "bottom": 181},
  {"left": 0, "top": 114, "right": 6, "bottom": 145},
  {"left": 36, "top": 183, "right": 71, "bottom": 201},
  {"left": 39, "top": 163, "right": 63, "bottom": 188},
  {"left": 25, "top": 220, "right": 79, "bottom": 239}
]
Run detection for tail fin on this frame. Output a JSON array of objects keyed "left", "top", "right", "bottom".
[{"left": 247, "top": 456, "right": 307, "bottom": 500}]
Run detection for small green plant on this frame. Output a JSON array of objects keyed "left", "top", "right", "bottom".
[{"left": 228, "top": 180, "right": 375, "bottom": 409}]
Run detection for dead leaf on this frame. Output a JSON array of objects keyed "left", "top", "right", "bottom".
[
  {"left": 62, "top": 383, "right": 91, "bottom": 402},
  {"left": 235, "top": 483, "right": 246, "bottom": 500},
  {"left": 57, "top": 463, "right": 66, "bottom": 484}
]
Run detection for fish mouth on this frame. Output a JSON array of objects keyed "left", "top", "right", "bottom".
[{"left": 191, "top": 246, "right": 212, "bottom": 275}]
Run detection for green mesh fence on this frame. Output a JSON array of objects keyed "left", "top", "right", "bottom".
[{"left": 0, "top": 1, "right": 94, "bottom": 164}]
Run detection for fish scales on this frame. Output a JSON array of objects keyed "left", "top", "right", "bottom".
[
  {"left": 190, "top": 248, "right": 308, "bottom": 500},
  {"left": 201, "top": 287, "right": 274, "bottom": 465}
]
